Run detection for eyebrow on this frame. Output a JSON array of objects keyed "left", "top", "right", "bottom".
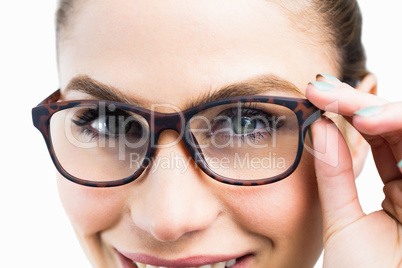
[{"left": 64, "top": 74, "right": 304, "bottom": 109}]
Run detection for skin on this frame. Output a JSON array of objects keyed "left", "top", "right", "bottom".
[
  {"left": 307, "top": 78, "right": 402, "bottom": 268},
  {"left": 56, "top": 0, "right": 402, "bottom": 267}
]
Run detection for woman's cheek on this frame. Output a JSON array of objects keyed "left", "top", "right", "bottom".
[
  {"left": 57, "top": 174, "right": 125, "bottom": 234},
  {"left": 221, "top": 152, "right": 321, "bottom": 239}
]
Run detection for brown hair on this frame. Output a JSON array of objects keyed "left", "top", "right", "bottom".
[
  {"left": 270, "top": 0, "right": 369, "bottom": 86},
  {"left": 316, "top": 0, "right": 369, "bottom": 85},
  {"left": 55, "top": 0, "right": 368, "bottom": 85},
  {"left": 56, "top": 0, "right": 77, "bottom": 41},
  {"left": 327, "top": 1, "right": 368, "bottom": 84}
]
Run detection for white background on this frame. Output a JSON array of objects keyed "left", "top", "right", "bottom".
[{"left": 1, "top": 1, "right": 401, "bottom": 267}]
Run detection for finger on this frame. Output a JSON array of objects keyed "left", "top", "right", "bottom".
[
  {"left": 353, "top": 101, "right": 402, "bottom": 135},
  {"left": 343, "top": 116, "right": 401, "bottom": 184},
  {"left": 364, "top": 134, "right": 401, "bottom": 184},
  {"left": 353, "top": 102, "right": 402, "bottom": 183},
  {"left": 382, "top": 180, "right": 402, "bottom": 223},
  {"left": 371, "top": 138, "right": 402, "bottom": 184},
  {"left": 311, "top": 117, "right": 365, "bottom": 243},
  {"left": 305, "top": 74, "right": 388, "bottom": 117},
  {"left": 330, "top": 100, "right": 401, "bottom": 184},
  {"left": 307, "top": 75, "right": 402, "bottom": 183}
]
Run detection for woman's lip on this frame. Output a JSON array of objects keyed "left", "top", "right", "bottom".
[{"left": 116, "top": 249, "right": 249, "bottom": 267}]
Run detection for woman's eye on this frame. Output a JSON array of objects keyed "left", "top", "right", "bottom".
[
  {"left": 91, "top": 115, "right": 133, "bottom": 135},
  {"left": 211, "top": 108, "right": 274, "bottom": 137},
  {"left": 72, "top": 108, "right": 144, "bottom": 138},
  {"left": 232, "top": 116, "right": 258, "bottom": 134}
]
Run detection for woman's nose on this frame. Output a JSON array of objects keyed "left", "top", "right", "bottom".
[{"left": 129, "top": 131, "right": 221, "bottom": 242}]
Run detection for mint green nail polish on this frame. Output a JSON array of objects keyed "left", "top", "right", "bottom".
[
  {"left": 309, "top": 81, "right": 336, "bottom": 91},
  {"left": 318, "top": 73, "right": 341, "bottom": 82},
  {"left": 398, "top": 160, "right": 402, "bottom": 168},
  {"left": 354, "top": 106, "right": 382, "bottom": 117}
]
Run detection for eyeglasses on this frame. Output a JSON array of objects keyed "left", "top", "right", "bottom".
[{"left": 32, "top": 89, "right": 322, "bottom": 187}]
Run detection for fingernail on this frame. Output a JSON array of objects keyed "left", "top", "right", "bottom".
[
  {"left": 317, "top": 73, "right": 341, "bottom": 82},
  {"left": 353, "top": 106, "right": 382, "bottom": 117},
  {"left": 398, "top": 160, "right": 402, "bottom": 168},
  {"left": 309, "top": 81, "right": 336, "bottom": 91}
]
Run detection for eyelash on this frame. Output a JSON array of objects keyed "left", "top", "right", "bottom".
[
  {"left": 72, "top": 108, "right": 102, "bottom": 141},
  {"left": 72, "top": 104, "right": 283, "bottom": 145},
  {"left": 210, "top": 103, "right": 282, "bottom": 144}
]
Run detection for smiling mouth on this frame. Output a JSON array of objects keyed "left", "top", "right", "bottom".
[
  {"left": 133, "top": 258, "right": 237, "bottom": 268},
  {"left": 116, "top": 250, "right": 252, "bottom": 268}
]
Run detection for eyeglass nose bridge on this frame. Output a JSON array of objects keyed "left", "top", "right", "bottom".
[
  {"left": 148, "top": 111, "right": 189, "bottom": 148},
  {"left": 145, "top": 111, "right": 202, "bottom": 166}
]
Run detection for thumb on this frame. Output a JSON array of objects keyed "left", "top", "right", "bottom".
[{"left": 311, "top": 118, "right": 365, "bottom": 243}]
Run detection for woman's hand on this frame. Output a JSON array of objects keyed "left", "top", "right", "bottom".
[{"left": 306, "top": 74, "right": 402, "bottom": 268}]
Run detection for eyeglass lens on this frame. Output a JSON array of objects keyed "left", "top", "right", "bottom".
[{"left": 49, "top": 101, "right": 299, "bottom": 182}]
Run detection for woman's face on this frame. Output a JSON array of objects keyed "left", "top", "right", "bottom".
[{"left": 57, "top": 0, "right": 337, "bottom": 267}]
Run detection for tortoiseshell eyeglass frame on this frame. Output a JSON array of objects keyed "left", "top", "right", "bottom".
[{"left": 32, "top": 89, "right": 323, "bottom": 187}]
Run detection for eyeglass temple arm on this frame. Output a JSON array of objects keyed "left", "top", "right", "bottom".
[{"left": 36, "top": 89, "right": 61, "bottom": 106}]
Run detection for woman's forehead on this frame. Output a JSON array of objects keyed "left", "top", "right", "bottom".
[{"left": 58, "top": 0, "right": 337, "bottom": 106}]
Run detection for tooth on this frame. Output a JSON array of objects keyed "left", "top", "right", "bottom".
[
  {"left": 134, "top": 262, "right": 146, "bottom": 268},
  {"left": 199, "top": 265, "right": 212, "bottom": 268},
  {"left": 226, "top": 259, "right": 236, "bottom": 267},
  {"left": 212, "top": 262, "right": 226, "bottom": 268},
  {"left": 145, "top": 265, "right": 157, "bottom": 268}
]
